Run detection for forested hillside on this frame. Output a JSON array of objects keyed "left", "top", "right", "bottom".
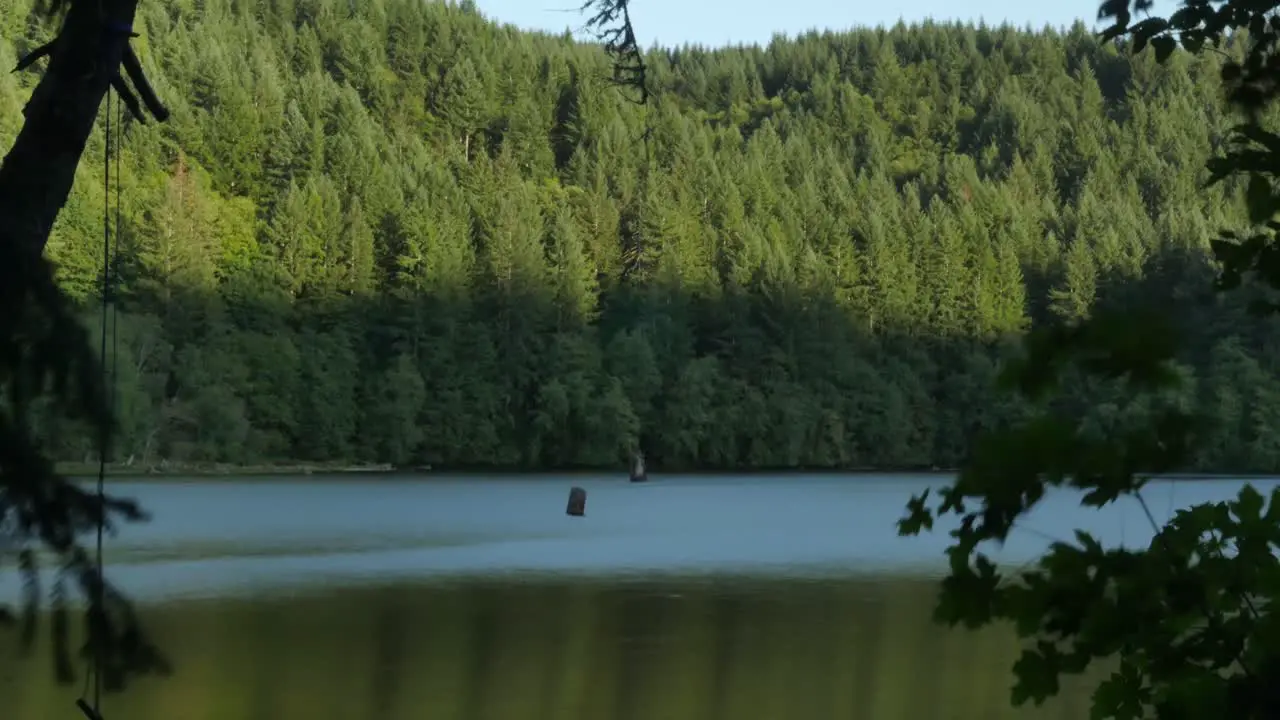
[{"left": 0, "top": 0, "right": 1275, "bottom": 472}]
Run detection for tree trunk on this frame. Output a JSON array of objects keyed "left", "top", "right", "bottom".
[{"left": 0, "top": 0, "right": 141, "bottom": 258}]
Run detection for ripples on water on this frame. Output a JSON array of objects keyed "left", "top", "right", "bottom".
[
  {"left": 0, "top": 474, "right": 1273, "bottom": 719},
  {"left": 1, "top": 473, "right": 1273, "bottom": 603}
]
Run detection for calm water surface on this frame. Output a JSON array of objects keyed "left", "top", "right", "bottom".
[{"left": 0, "top": 473, "right": 1272, "bottom": 719}]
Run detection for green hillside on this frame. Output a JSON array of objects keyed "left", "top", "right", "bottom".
[{"left": 0, "top": 0, "right": 1274, "bottom": 472}]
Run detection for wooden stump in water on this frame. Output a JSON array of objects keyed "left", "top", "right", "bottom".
[
  {"left": 566, "top": 486, "right": 586, "bottom": 517},
  {"left": 629, "top": 452, "right": 647, "bottom": 483}
]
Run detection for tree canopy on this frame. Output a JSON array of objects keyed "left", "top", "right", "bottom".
[{"left": 0, "top": 0, "right": 1277, "bottom": 475}]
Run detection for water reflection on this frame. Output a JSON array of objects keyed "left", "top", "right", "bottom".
[
  {"left": 1, "top": 577, "right": 1096, "bottom": 720},
  {"left": 1, "top": 474, "right": 1272, "bottom": 718}
]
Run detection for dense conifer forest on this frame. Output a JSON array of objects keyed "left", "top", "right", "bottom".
[{"left": 0, "top": 0, "right": 1275, "bottom": 472}]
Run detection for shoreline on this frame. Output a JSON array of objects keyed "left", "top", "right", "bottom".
[
  {"left": 54, "top": 461, "right": 403, "bottom": 479},
  {"left": 50, "top": 462, "right": 1278, "bottom": 481},
  {"left": 54, "top": 461, "right": 959, "bottom": 480}
]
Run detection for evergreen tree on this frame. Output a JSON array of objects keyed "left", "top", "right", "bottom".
[{"left": 0, "top": 0, "right": 1273, "bottom": 473}]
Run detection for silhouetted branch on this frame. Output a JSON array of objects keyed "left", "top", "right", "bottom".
[
  {"left": 0, "top": 0, "right": 170, "bottom": 690},
  {"left": 579, "top": 0, "right": 648, "bottom": 104}
]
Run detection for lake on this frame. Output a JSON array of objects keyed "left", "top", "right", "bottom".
[{"left": 0, "top": 473, "right": 1272, "bottom": 719}]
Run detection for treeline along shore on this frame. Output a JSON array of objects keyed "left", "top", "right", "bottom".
[{"left": 4, "top": 0, "right": 1278, "bottom": 473}]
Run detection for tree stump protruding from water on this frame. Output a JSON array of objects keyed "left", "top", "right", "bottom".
[
  {"left": 566, "top": 486, "right": 586, "bottom": 517},
  {"left": 629, "top": 451, "right": 647, "bottom": 483}
]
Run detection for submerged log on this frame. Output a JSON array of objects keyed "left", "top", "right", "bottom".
[{"left": 566, "top": 486, "right": 586, "bottom": 517}]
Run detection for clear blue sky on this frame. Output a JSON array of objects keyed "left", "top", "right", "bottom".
[{"left": 472, "top": 0, "right": 1177, "bottom": 48}]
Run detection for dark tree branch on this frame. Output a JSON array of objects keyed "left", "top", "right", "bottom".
[
  {"left": 579, "top": 0, "right": 649, "bottom": 104},
  {"left": 110, "top": 75, "right": 145, "bottom": 123},
  {"left": 0, "top": 0, "right": 143, "bottom": 258},
  {"left": 120, "top": 44, "right": 169, "bottom": 122},
  {"left": 12, "top": 41, "right": 55, "bottom": 73},
  {"left": 0, "top": 0, "right": 171, "bottom": 690},
  {"left": 17, "top": 32, "right": 171, "bottom": 126}
]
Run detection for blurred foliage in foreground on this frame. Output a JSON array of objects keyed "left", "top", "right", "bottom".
[{"left": 901, "top": 2, "right": 1280, "bottom": 718}]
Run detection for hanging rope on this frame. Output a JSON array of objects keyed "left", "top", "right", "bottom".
[
  {"left": 75, "top": 81, "right": 120, "bottom": 720},
  {"left": 113, "top": 61, "right": 123, "bottom": 443},
  {"left": 4, "top": 15, "right": 170, "bottom": 711}
]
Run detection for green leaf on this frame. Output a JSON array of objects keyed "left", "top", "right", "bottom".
[
  {"left": 1229, "top": 484, "right": 1264, "bottom": 524},
  {"left": 1262, "top": 486, "right": 1280, "bottom": 526},
  {"left": 1130, "top": 17, "right": 1171, "bottom": 40},
  {"left": 897, "top": 489, "right": 933, "bottom": 535},
  {"left": 1091, "top": 661, "right": 1152, "bottom": 720},
  {"left": 1151, "top": 35, "right": 1177, "bottom": 63},
  {"left": 1011, "top": 642, "right": 1063, "bottom": 706},
  {"left": 1074, "top": 529, "right": 1103, "bottom": 555},
  {"left": 1246, "top": 174, "right": 1276, "bottom": 223}
]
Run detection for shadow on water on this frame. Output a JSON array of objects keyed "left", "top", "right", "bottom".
[
  {"left": 0, "top": 576, "right": 1099, "bottom": 720},
  {"left": 2, "top": 475, "right": 1259, "bottom": 718}
]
